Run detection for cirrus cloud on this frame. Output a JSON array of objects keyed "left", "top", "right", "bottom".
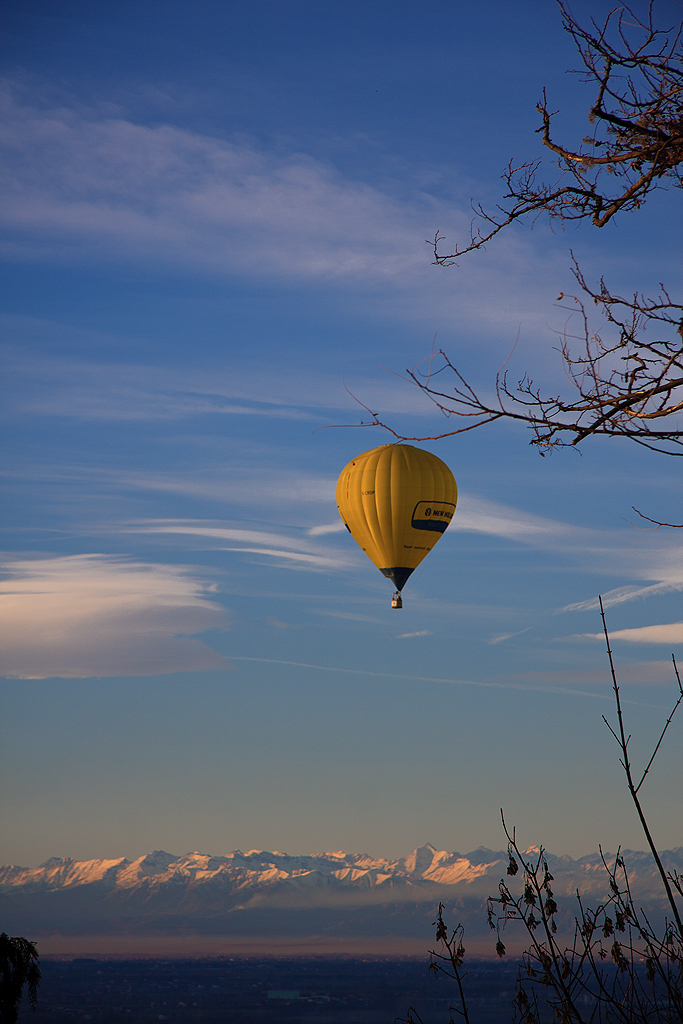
[
  {"left": 0, "top": 83, "right": 570, "bottom": 337},
  {"left": 559, "top": 582, "right": 683, "bottom": 613},
  {"left": 0, "top": 554, "right": 230, "bottom": 679},
  {"left": 576, "top": 622, "right": 683, "bottom": 645},
  {"left": 122, "top": 521, "right": 354, "bottom": 571},
  {"left": 0, "top": 85, "right": 440, "bottom": 285}
]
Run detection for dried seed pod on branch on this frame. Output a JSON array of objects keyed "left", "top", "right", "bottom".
[
  {"left": 401, "top": 613, "right": 682, "bottom": 1023},
  {"left": 488, "top": 606, "right": 683, "bottom": 1024}
]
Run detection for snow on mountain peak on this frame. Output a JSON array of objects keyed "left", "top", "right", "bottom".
[
  {"left": 2, "top": 845, "right": 679, "bottom": 944},
  {"left": 0, "top": 856, "right": 129, "bottom": 892},
  {"left": 1, "top": 846, "right": 678, "bottom": 909},
  {"left": 402, "top": 843, "right": 440, "bottom": 875}
]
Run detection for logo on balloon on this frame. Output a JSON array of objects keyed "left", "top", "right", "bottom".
[{"left": 411, "top": 500, "right": 456, "bottom": 533}]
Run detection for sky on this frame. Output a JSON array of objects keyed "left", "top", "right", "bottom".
[{"left": 1, "top": 0, "right": 681, "bottom": 869}]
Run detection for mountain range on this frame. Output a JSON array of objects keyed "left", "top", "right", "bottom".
[{"left": 2, "top": 844, "right": 680, "bottom": 945}]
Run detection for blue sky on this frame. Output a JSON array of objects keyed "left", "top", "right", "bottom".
[{"left": 1, "top": 0, "right": 681, "bottom": 868}]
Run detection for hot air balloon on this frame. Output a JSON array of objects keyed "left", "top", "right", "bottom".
[{"left": 336, "top": 444, "right": 457, "bottom": 607}]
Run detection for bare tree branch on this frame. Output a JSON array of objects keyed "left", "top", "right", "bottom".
[
  {"left": 481, "top": 617, "right": 683, "bottom": 1022},
  {"left": 368, "top": 256, "right": 683, "bottom": 463},
  {"left": 376, "top": 3, "right": 683, "bottom": 489},
  {"left": 632, "top": 506, "right": 683, "bottom": 528},
  {"left": 599, "top": 595, "right": 683, "bottom": 938},
  {"left": 431, "top": 3, "right": 683, "bottom": 264}
]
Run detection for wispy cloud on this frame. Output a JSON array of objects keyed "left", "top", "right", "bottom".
[
  {"left": 397, "top": 630, "right": 433, "bottom": 638},
  {"left": 21, "top": 467, "right": 338, "bottom": 507},
  {"left": 575, "top": 622, "right": 683, "bottom": 645},
  {"left": 559, "top": 582, "right": 683, "bottom": 613},
  {"left": 125, "top": 508, "right": 681, "bottom": 588},
  {"left": 452, "top": 496, "right": 577, "bottom": 542},
  {"left": 5, "top": 445, "right": 682, "bottom": 589},
  {"left": 221, "top": 546, "right": 341, "bottom": 568},
  {"left": 308, "top": 523, "right": 347, "bottom": 536},
  {"left": 265, "top": 617, "right": 300, "bottom": 630},
  {"left": 0, "top": 87, "right": 449, "bottom": 284},
  {"left": 0, "top": 341, "right": 439, "bottom": 423},
  {"left": 0, "top": 554, "right": 229, "bottom": 679},
  {"left": 226, "top": 657, "right": 662, "bottom": 705},
  {"left": 122, "top": 520, "right": 353, "bottom": 571},
  {"left": 117, "top": 502, "right": 683, "bottom": 589},
  {"left": 0, "top": 86, "right": 571, "bottom": 335},
  {"left": 488, "top": 627, "right": 533, "bottom": 645},
  {"left": 451, "top": 495, "right": 683, "bottom": 587},
  {"left": 315, "top": 610, "right": 385, "bottom": 623}
]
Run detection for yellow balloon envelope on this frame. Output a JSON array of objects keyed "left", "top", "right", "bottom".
[{"left": 336, "top": 444, "right": 457, "bottom": 600}]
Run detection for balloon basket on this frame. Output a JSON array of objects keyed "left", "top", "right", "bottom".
[{"left": 391, "top": 592, "right": 403, "bottom": 609}]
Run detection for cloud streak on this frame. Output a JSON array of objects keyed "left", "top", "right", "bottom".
[
  {"left": 559, "top": 582, "right": 683, "bottom": 613},
  {"left": 308, "top": 523, "right": 347, "bottom": 536},
  {"left": 0, "top": 554, "right": 230, "bottom": 679},
  {"left": 577, "top": 622, "right": 683, "bottom": 645},
  {"left": 124, "top": 507, "right": 683, "bottom": 589},
  {"left": 488, "top": 627, "right": 533, "bottom": 645},
  {"left": 0, "top": 341, "right": 440, "bottom": 423},
  {"left": 451, "top": 495, "right": 683, "bottom": 588},
  {"left": 123, "top": 520, "right": 354, "bottom": 571},
  {"left": 225, "top": 657, "right": 663, "bottom": 705},
  {"left": 0, "top": 86, "right": 571, "bottom": 336},
  {"left": 0, "top": 88, "right": 450, "bottom": 284},
  {"left": 16, "top": 467, "right": 338, "bottom": 507}
]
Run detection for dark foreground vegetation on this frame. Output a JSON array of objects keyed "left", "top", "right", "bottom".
[{"left": 16, "top": 956, "right": 519, "bottom": 1024}]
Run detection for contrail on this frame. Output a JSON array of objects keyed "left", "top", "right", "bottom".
[{"left": 226, "top": 656, "right": 663, "bottom": 706}]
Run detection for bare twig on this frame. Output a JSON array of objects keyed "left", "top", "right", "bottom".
[
  {"left": 599, "top": 595, "right": 683, "bottom": 937},
  {"left": 386, "top": 4, "right": 683, "bottom": 471},
  {"left": 432, "top": 4, "right": 683, "bottom": 264},
  {"left": 632, "top": 506, "right": 683, "bottom": 528},
  {"left": 372, "top": 261, "right": 683, "bottom": 458},
  {"left": 419, "top": 612, "right": 683, "bottom": 1023}
]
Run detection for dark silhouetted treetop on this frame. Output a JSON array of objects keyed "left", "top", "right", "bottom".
[{"left": 0, "top": 933, "right": 41, "bottom": 1024}]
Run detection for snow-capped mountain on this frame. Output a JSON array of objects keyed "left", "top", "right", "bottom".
[
  {"left": 2, "top": 844, "right": 679, "bottom": 940},
  {"left": 2, "top": 843, "right": 678, "bottom": 898},
  {"left": 0, "top": 845, "right": 495, "bottom": 897}
]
